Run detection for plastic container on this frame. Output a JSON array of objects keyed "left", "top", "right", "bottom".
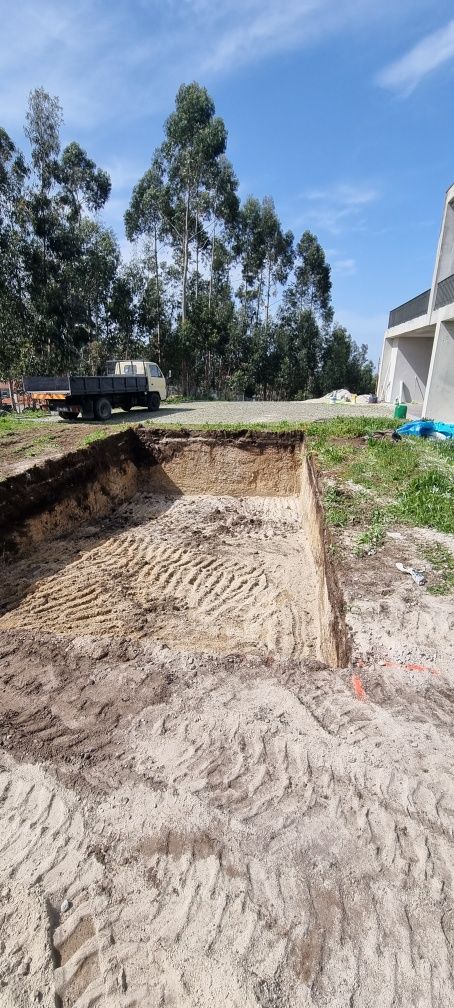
[{"left": 394, "top": 403, "right": 407, "bottom": 420}]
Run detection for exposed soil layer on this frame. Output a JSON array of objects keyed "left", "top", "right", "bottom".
[
  {"left": 1, "top": 431, "right": 453, "bottom": 1006},
  {"left": 0, "top": 428, "right": 348, "bottom": 666},
  {"left": 0, "top": 493, "right": 319, "bottom": 660}
]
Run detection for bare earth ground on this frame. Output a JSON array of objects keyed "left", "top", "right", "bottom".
[
  {"left": 1, "top": 469, "right": 454, "bottom": 1007},
  {"left": 0, "top": 399, "right": 395, "bottom": 480}
]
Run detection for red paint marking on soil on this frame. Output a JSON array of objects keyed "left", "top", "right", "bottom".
[
  {"left": 405, "top": 663, "right": 439, "bottom": 676},
  {"left": 382, "top": 660, "right": 439, "bottom": 676},
  {"left": 352, "top": 675, "right": 367, "bottom": 700}
]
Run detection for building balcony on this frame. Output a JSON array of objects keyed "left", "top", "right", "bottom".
[
  {"left": 388, "top": 289, "right": 430, "bottom": 329},
  {"left": 434, "top": 272, "right": 454, "bottom": 310}
]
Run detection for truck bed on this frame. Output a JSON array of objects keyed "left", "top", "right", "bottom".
[{"left": 23, "top": 374, "right": 147, "bottom": 396}]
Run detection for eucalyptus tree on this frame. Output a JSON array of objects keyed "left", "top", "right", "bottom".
[
  {"left": 157, "top": 82, "right": 229, "bottom": 325},
  {"left": 321, "top": 326, "right": 374, "bottom": 394},
  {"left": 23, "top": 87, "right": 113, "bottom": 370},
  {"left": 0, "top": 128, "right": 29, "bottom": 377},
  {"left": 260, "top": 197, "right": 294, "bottom": 330},
  {"left": 125, "top": 158, "right": 167, "bottom": 361},
  {"left": 58, "top": 141, "right": 111, "bottom": 222},
  {"left": 204, "top": 155, "right": 239, "bottom": 312},
  {"left": 290, "top": 230, "right": 332, "bottom": 328},
  {"left": 235, "top": 196, "right": 265, "bottom": 330}
]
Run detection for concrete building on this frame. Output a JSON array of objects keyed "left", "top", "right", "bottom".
[{"left": 378, "top": 183, "right": 454, "bottom": 422}]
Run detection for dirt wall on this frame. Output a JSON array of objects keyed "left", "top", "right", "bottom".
[
  {"left": 0, "top": 429, "right": 143, "bottom": 555},
  {"left": 135, "top": 427, "right": 304, "bottom": 496},
  {"left": 299, "top": 453, "right": 350, "bottom": 667}
]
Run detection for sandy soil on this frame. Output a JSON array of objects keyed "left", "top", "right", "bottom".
[
  {"left": 1, "top": 489, "right": 454, "bottom": 1006},
  {"left": 0, "top": 493, "right": 317, "bottom": 660}
]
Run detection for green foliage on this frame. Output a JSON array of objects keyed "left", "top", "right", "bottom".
[
  {"left": 0, "top": 414, "right": 39, "bottom": 437},
  {"left": 306, "top": 424, "right": 453, "bottom": 537},
  {"left": 1, "top": 82, "right": 375, "bottom": 404},
  {"left": 323, "top": 486, "right": 354, "bottom": 527},
  {"left": 355, "top": 513, "right": 386, "bottom": 554},
  {"left": 82, "top": 429, "right": 110, "bottom": 446},
  {"left": 321, "top": 326, "right": 374, "bottom": 395},
  {"left": 391, "top": 469, "right": 454, "bottom": 534},
  {"left": 422, "top": 544, "right": 454, "bottom": 595}
]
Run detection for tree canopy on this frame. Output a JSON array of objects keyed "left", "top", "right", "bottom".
[{"left": 0, "top": 83, "right": 375, "bottom": 399}]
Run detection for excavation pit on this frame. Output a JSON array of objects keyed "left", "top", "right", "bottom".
[
  {"left": 0, "top": 428, "right": 348, "bottom": 667},
  {"left": 9, "top": 431, "right": 454, "bottom": 1007}
]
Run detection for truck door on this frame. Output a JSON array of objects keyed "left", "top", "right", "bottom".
[{"left": 146, "top": 364, "right": 167, "bottom": 401}]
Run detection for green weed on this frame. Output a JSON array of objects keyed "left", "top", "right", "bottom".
[
  {"left": 0, "top": 415, "right": 41, "bottom": 437},
  {"left": 422, "top": 543, "right": 454, "bottom": 595},
  {"left": 324, "top": 486, "right": 359, "bottom": 528},
  {"left": 391, "top": 469, "right": 454, "bottom": 534},
  {"left": 355, "top": 512, "right": 387, "bottom": 554},
  {"left": 82, "top": 429, "right": 109, "bottom": 446}
]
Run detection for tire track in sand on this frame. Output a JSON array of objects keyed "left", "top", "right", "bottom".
[{"left": 0, "top": 495, "right": 317, "bottom": 660}]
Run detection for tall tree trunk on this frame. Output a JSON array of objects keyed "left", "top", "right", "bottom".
[
  {"left": 265, "top": 259, "right": 272, "bottom": 331},
  {"left": 208, "top": 222, "right": 216, "bottom": 313},
  {"left": 181, "top": 188, "right": 190, "bottom": 324},
  {"left": 255, "top": 268, "right": 264, "bottom": 328},
  {"left": 153, "top": 222, "right": 161, "bottom": 363},
  {"left": 181, "top": 187, "right": 191, "bottom": 395},
  {"left": 8, "top": 378, "right": 17, "bottom": 413},
  {"left": 195, "top": 200, "right": 199, "bottom": 301}
]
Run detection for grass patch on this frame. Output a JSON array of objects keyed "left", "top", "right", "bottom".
[
  {"left": 165, "top": 394, "right": 196, "bottom": 404},
  {"left": 82, "top": 428, "right": 111, "bottom": 446},
  {"left": 391, "top": 469, "right": 454, "bottom": 534},
  {"left": 142, "top": 415, "right": 399, "bottom": 437},
  {"left": 307, "top": 427, "right": 453, "bottom": 537},
  {"left": 422, "top": 543, "right": 454, "bottom": 595},
  {"left": 11, "top": 433, "right": 57, "bottom": 457},
  {"left": 0, "top": 414, "right": 42, "bottom": 437},
  {"left": 324, "top": 486, "right": 361, "bottom": 528},
  {"left": 355, "top": 512, "right": 386, "bottom": 555}
]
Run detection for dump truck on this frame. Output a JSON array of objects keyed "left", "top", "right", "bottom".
[{"left": 23, "top": 360, "right": 167, "bottom": 421}]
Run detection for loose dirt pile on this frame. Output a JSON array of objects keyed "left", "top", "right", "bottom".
[{"left": 1, "top": 434, "right": 454, "bottom": 1007}]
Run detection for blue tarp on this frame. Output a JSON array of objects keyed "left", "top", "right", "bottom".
[{"left": 397, "top": 420, "right": 454, "bottom": 439}]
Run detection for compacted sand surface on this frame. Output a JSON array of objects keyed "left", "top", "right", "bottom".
[{"left": 1, "top": 487, "right": 454, "bottom": 1007}]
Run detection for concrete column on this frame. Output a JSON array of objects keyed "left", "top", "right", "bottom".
[
  {"left": 377, "top": 337, "right": 396, "bottom": 402},
  {"left": 423, "top": 321, "right": 454, "bottom": 421}
]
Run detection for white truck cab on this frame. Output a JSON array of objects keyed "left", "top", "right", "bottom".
[{"left": 111, "top": 360, "right": 167, "bottom": 401}]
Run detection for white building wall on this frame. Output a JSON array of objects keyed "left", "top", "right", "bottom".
[
  {"left": 390, "top": 336, "right": 434, "bottom": 404},
  {"left": 381, "top": 184, "right": 454, "bottom": 413},
  {"left": 423, "top": 321, "right": 454, "bottom": 422}
]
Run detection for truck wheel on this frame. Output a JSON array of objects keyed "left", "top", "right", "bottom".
[
  {"left": 148, "top": 392, "right": 160, "bottom": 411},
  {"left": 94, "top": 397, "right": 112, "bottom": 421},
  {"left": 59, "top": 410, "right": 79, "bottom": 422},
  {"left": 120, "top": 397, "right": 132, "bottom": 412}
]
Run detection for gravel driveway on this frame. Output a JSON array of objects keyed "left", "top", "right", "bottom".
[{"left": 143, "top": 398, "right": 396, "bottom": 425}]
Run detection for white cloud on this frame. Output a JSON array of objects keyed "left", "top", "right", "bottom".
[
  {"left": 302, "top": 182, "right": 379, "bottom": 235},
  {"left": 377, "top": 19, "right": 454, "bottom": 94},
  {"left": 0, "top": 0, "right": 424, "bottom": 132},
  {"left": 332, "top": 257, "right": 356, "bottom": 276}
]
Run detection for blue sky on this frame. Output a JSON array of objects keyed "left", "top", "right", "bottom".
[{"left": 3, "top": 0, "right": 454, "bottom": 362}]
